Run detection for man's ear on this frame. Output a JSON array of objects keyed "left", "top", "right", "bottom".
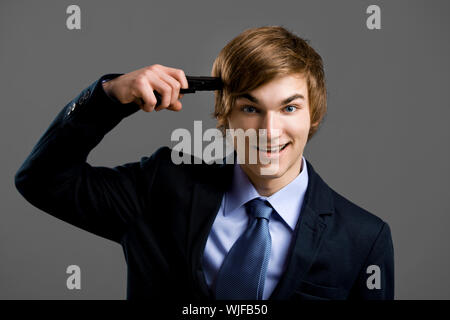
[{"left": 310, "top": 120, "right": 320, "bottom": 130}]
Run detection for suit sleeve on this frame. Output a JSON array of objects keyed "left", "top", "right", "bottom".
[
  {"left": 348, "top": 222, "right": 395, "bottom": 300},
  {"left": 14, "top": 73, "right": 159, "bottom": 244}
]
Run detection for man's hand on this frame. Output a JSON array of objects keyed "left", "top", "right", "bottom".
[{"left": 102, "top": 64, "right": 189, "bottom": 112}]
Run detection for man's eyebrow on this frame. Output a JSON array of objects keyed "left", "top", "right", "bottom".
[{"left": 236, "top": 93, "right": 305, "bottom": 105}]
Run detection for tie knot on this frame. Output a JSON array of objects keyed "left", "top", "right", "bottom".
[{"left": 245, "top": 198, "right": 273, "bottom": 221}]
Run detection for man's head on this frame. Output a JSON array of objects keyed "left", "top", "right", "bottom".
[
  {"left": 211, "top": 25, "right": 326, "bottom": 142},
  {"left": 211, "top": 26, "right": 326, "bottom": 190}
]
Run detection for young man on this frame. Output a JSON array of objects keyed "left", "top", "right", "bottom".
[{"left": 15, "top": 26, "right": 394, "bottom": 300}]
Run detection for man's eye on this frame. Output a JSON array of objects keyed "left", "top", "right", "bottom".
[
  {"left": 284, "top": 105, "right": 298, "bottom": 113},
  {"left": 242, "top": 106, "right": 257, "bottom": 113}
]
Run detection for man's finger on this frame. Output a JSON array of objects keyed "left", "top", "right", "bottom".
[
  {"left": 158, "top": 65, "right": 189, "bottom": 89},
  {"left": 138, "top": 79, "right": 158, "bottom": 112}
]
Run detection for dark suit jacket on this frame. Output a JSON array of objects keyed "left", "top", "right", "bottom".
[{"left": 15, "top": 73, "right": 394, "bottom": 300}]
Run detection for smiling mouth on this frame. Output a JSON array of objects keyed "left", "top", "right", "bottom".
[{"left": 255, "top": 143, "right": 290, "bottom": 153}]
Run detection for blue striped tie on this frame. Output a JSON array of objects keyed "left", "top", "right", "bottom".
[{"left": 215, "top": 198, "right": 273, "bottom": 300}]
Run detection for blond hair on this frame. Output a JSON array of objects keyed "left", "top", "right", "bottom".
[{"left": 211, "top": 25, "right": 326, "bottom": 141}]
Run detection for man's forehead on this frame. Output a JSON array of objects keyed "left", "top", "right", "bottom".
[{"left": 235, "top": 74, "right": 307, "bottom": 99}]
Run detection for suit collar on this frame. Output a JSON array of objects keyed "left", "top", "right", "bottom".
[
  {"left": 301, "top": 158, "right": 335, "bottom": 215},
  {"left": 224, "top": 156, "right": 309, "bottom": 231}
]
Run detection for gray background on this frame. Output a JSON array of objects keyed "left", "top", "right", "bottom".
[{"left": 1, "top": 0, "right": 449, "bottom": 299}]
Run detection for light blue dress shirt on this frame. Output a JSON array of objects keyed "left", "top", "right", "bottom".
[{"left": 202, "top": 156, "right": 309, "bottom": 299}]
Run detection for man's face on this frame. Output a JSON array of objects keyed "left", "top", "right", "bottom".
[{"left": 227, "top": 73, "right": 311, "bottom": 187}]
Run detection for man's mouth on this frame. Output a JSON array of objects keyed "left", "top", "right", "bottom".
[{"left": 255, "top": 142, "right": 290, "bottom": 153}]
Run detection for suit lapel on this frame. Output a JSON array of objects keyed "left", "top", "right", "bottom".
[
  {"left": 186, "top": 160, "right": 234, "bottom": 299},
  {"left": 270, "top": 159, "right": 334, "bottom": 300}
]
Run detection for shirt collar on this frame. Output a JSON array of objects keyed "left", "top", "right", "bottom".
[{"left": 224, "top": 156, "right": 309, "bottom": 231}]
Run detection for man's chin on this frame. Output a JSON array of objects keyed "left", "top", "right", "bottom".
[{"left": 245, "top": 163, "right": 285, "bottom": 179}]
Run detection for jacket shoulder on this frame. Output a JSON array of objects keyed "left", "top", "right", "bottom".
[{"left": 329, "top": 186, "right": 389, "bottom": 240}]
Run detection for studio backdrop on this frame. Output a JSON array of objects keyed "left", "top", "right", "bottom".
[{"left": 1, "top": 0, "right": 449, "bottom": 299}]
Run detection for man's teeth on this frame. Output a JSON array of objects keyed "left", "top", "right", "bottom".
[{"left": 258, "top": 144, "right": 287, "bottom": 152}]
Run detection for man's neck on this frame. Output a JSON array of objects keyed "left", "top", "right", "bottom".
[{"left": 239, "top": 159, "right": 303, "bottom": 197}]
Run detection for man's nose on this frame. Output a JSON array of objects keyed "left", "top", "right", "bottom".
[{"left": 260, "top": 112, "right": 281, "bottom": 142}]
